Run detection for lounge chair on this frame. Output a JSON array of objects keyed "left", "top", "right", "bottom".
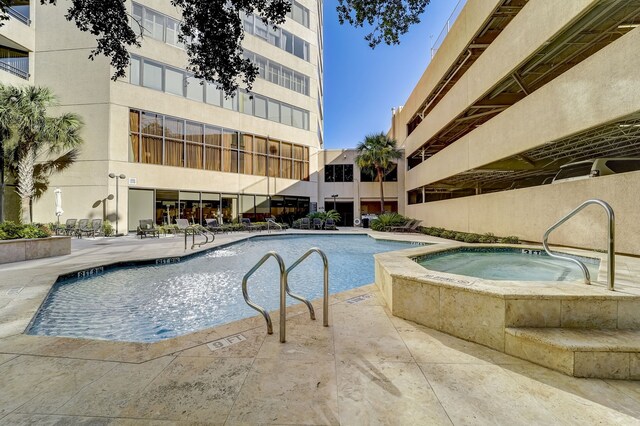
[
  {"left": 175, "top": 218, "right": 191, "bottom": 234},
  {"left": 313, "top": 218, "right": 323, "bottom": 230},
  {"left": 300, "top": 217, "right": 311, "bottom": 230},
  {"left": 241, "top": 218, "right": 260, "bottom": 232},
  {"left": 55, "top": 218, "right": 77, "bottom": 236},
  {"left": 324, "top": 218, "right": 337, "bottom": 230},
  {"left": 205, "top": 218, "right": 230, "bottom": 234},
  {"left": 406, "top": 220, "right": 423, "bottom": 233},
  {"left": 388, "top": 219, "right": 416, "bottom": 233},
  {"left": 137, "top": 219, "right": 159, "bottom": 238}
]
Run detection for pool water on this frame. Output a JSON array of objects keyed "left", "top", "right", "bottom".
[
  {"left": 28, "top": 235, "right": 416, "bottom": 342},
  {"left": 417, "top": 248, "right": 600, "bottom": 281}
]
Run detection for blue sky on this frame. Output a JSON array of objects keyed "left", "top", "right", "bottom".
[{"left": 323, "top": 0, "right": 456, "bottom": 149}]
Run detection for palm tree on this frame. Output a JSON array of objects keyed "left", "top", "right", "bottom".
[
  {"left": 0, "top": 85, "right": 84, "bottom": 223},
  {"left": 355, "top": 132, "right": 402, "bottom": 214}
]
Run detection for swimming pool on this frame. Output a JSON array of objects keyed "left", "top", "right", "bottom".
[
  {"left": 28, "top": 235, "right": 418, "bottom": 342},
  {"left": 416, "top": 247, "right": 600, "bottom": 281}
]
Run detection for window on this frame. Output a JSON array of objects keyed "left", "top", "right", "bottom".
[
  {"left": 324, "top": 165, "right": 353, "bottom": 182},
  {"left": 242, "top": 11, "right": 309, "bottom": 62},
  {"left": 254, "top": 96, "right": 267, "bottom": 119},
  {"left": 129, "top": 56, "right": 141, "bottom": 85},
  {"left": 281, "top": 105, "right": 292, "bottom": 126},
  {"left": 144, "top": 9, "right": 165, "bottom": 40},
  {"left": 130, "top": 56, "right": 311, "bottom": 130},
  {"left": 361, "top": 164, "right": 398, "bottom": 182},
  {"left": 165, "top": 67, "right": 184, "bottom": 96},
  {"left": 268, "top": 100, "right": 280, "bottom": 122},
  {"left": 165, "top": 19, "right": 182, "bottom": 47},
  {"left": 142, "top": 60, "right": 163, "bottom": 91},
  {"left": 186, "top": 76, "right": 204, "bottom": 102},
  {"left": 288, "top": 1, "right": 310, "bottom": 27},
  {"left": 244, "top": 50, "right": 310, "bottom": 96},
  {"left": 240, "top": 92, "right": 253, "bottom": 115},
  {"left": 206, "top": 82, "right": 222, "bottom": 106}
]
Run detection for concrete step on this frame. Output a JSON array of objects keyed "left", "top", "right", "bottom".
[{"left": 505, "top": 327, "right": 640, "bottom": 379}]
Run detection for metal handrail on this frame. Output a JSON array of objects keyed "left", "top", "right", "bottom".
[
  {"left": 266, "top": 218, "right": 282, "bottom": 233},
  {"left": 242, "top": 252, "right": 287, "bottom": 342},
  {"left": 542, "top": 199, "right": 615, "bottom": 290},
  {"left": 184, "top": 226, "right": 214, "bottom": 250},
  {"left": 0, "top": 60, "right": 29, "bottom": 80},
  {"left": 285, "top": 248, "right": 329, "bottom": 327}
]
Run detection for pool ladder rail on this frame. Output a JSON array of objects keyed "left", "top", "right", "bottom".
[
  {"left": 542, "top": 199, "right": 615, "bottom": 291},
  {"left": 242, "top": 248, "right": 329, "bottom": 343},
  {"left": 184, "top": 226, "right": 215, "bottom": 250}
]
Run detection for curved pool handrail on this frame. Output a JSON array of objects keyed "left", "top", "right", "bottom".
[
  {"left": 241, "top": 251, "right": 287, "bottom": 342},
  {"left": 285, "top": 247, "right": 329, "bottom": 327},
  {"left": 542, "top": 199, "right": 615, "bottom": 290}
]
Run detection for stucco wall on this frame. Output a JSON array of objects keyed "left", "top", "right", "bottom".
[{"left": 406, "top": 171, "right": 640, "bottom": 255}]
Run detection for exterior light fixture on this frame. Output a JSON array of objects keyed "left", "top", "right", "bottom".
[{"left": 108, "top": 173, "right": 127, "bottom": 236}]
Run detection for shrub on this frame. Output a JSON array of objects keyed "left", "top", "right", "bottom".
[
  {"left": 103, "top": 221, "right": 114, "bottom": 237},
  {"left": 20, "top": 224, "right": 49, "bottom": 239},
  {"left": 454, "top": 232, "right": 467, "bottom": 242},
  {"left": 464, "top": 233, "right": 482, "bottom": 243},
  {"left": 371, "top": 213, "right": 408, "bottom": 231},
  {"left": 500, "top": 235, "right": 520, "bottom": 244},
  {"left": 440, "top": 230, "right": 456, "bottom": 240},
  {"left": 479, "top": 232, "right": 499, "bottom": 243},
  {"left": 0, "top": 221, "right": 23, "bottom": 239}
]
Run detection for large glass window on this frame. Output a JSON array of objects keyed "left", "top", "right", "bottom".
[
  {"left": 254, "top": 96, "right": 267, "bottom": 119},
  {"left": 144, "top": 9, "right": 165, "bottom": 40},
  {"left": 324, "top": 164, "right": 353, "bottom": 182},
  {"left": 287, "top": 1, "right": 310, "bottom": 27},
  {"left": 205, "top": 82, "right": 222, "bottom": 106},
  {"left": 129, "top": 109, "right": 310, "bottom": 180}
]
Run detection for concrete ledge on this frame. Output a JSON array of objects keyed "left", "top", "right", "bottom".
[
  {"left": 0, "top": 236, "right": 71, "bottom": 264},
  {"left": 505, "top": 328, "right": 640, "bottom": 379}
]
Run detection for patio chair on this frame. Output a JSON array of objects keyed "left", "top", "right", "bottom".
[
  {"left": 324, "top": 218, "right": 337, "bottom": 230},
  {"left": 55, "top": 218, "right": 77, "bottom": 236},
  {"left": 137, "top": 219, "right": 159, "bottom": 238},
  {"left": 205, "top": 218, "right": 230, "bottom": 234},
  {"left": 241, "top": 218, "right": 260, "bottom": 232},
  {"left": 300, "top": 217, "right": 311, "bottom": 230},
  {"left": 313, "top": 218, "right": 323, "bottom": 230},
  {"left": 73, "top": 219, "right": 89, "bottom": 238},
  {"left": 388, "top": 219, "right": 416, "bottom": 233},
  {"left": 77, "top": 219, "right": 102, "bottom": 238}
]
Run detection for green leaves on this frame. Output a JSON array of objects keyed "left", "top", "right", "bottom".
[
  {"left": 355, "top": 132, "right": 402, "bottom": 178},
  {"left": 337, "top": 0, "right": 430, "bottom": 48}
]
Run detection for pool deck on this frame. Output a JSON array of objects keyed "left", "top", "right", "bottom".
[{"left": 1, "top": 229, "right": 640, "bottom": 424}]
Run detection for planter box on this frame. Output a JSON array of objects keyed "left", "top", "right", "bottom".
[{"left": 0, "top": 236, "right": 71, "bottom": 264}]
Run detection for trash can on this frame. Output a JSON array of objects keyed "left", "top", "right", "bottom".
[{"left": 362, "top": 218, "right": 370, "bottom": 228}]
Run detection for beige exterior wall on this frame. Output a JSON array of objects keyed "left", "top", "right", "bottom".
[
  {"left": 406, "top": 171, "right": 640, "bottom": 255},
  {"left": 12, "top": 0, "right": 324, "bottom": 231},
  {"left": 318, "top": 150, "right": 405, "bottom": 222}
]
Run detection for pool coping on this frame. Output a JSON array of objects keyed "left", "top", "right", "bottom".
[{"left": 0, "top": 230, "right": 438, "bottom": 345}]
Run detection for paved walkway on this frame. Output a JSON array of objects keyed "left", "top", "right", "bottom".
[{"left": 0, "top": 230, "right": 639, "bottom": 424}]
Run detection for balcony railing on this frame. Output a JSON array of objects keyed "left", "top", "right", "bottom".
[
  {"left": 430, "top": 0, "right": 467, "bottom": 59},
  {"left": 0, "top": 57, "right": 29, "bottom": 79},
  {"left": 6, "top": 6, "right": 30, "bottom": 25}
]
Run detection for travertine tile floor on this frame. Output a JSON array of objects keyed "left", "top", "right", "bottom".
[
  {"left": 1, "top": 284, "right": 640, "bottom": 425},
  {"left": 1, "top": 231, "right": 640, "bottom": 424}
]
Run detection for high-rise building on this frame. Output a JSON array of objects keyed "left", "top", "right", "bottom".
[{"left": 1, "top": 0, "right": 324, "bottom": 230}]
